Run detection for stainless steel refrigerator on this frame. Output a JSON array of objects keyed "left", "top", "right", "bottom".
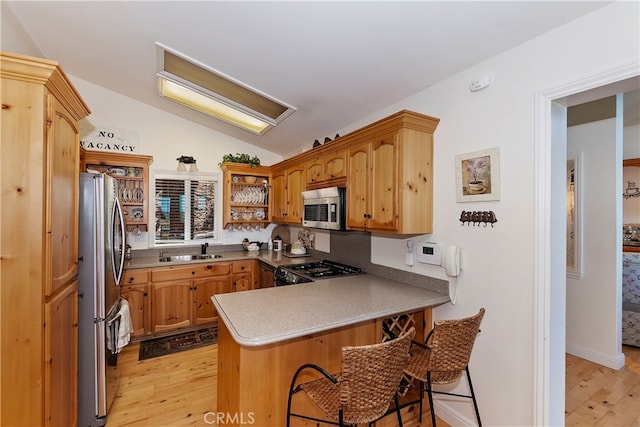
[{"left": 78, "top": 172, "right": 126, "bottom": 427}]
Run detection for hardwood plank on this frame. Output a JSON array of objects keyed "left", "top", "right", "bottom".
[
  {"left": 107, "top": 340, "right": 449, "bottom": 427},
  {"left": 565, "top": 345, "right": 640, "bottom": 427},
  {"left": 107, "top": 344, "right": 217, "bottom": 426}
]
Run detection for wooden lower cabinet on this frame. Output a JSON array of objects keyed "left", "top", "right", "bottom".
[
  {"left": 194, "top": 276, "right": 232, "bottom": 324},
  {"left": 44, "top": 280, "right": 79, "bottom": 427},
  {"left": 151, "top": 280, "right": 193, "bottom": 332},
  {"left": 120, "top": 283, "right": 150, "bottom": 337},
  {"left": 258, "top": 261, "right": 275, "bottom": 288},
  {"left": 121, "top": 269, "right": 150, "bottom": 338},
  {"left": 231, "top": 260, "right": 256, "bottom": 292},
  {"left": 142, "top": 260, "right": 254, "bottom": 334}
]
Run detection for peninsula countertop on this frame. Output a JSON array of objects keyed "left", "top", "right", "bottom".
[{"left": 213, "top": 275, "right": 449, "bottom": 347}]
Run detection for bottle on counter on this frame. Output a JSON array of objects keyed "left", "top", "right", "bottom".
[{"left": 273, "top": 238, "right": 282, "bottom": 252}]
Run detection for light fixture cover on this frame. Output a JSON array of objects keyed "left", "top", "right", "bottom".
[{"left": 156, "top": 43, "right": 295, "bottom": 135}]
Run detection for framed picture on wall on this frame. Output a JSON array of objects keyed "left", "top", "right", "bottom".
[
  {"left": 567, "top": 152, "right": 583, "bottom": 279},
  {"left": 455, "top": 147, "right": 500, "bottom": 202}
]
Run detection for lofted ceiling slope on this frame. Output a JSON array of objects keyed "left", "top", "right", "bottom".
[{"left": 4, "top": 1, "right": 612, "bottom": 155}]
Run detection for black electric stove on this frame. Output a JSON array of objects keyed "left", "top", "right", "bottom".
[{"left": 275, "top": 260, "right": 364, "bottom": 286}]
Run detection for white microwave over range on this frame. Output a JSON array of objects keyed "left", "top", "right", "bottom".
[{"left": 302, "top": 187, "right": 346, "bottom": 231}]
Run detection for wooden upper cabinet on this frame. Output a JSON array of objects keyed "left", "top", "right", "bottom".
[
  {"left": 346, "top": 113, "right": 438, "bottom": 234},
  {"left": 368, "top": 133, "right": 398, "bottom": 231},
  {"left": 346, "top": 142, "right": 370, "bottom": 230},
  {"left": 347, "top": 134, "right": 398, "bottom": 232},
  {"left": 270, "top": 170, "right": 287, "bottom": 222},
  {"left": 81, "top": 151, "right": 153, "bottom": 234},
  {"left": 305, "top": 158, "right": 324, "bottom": 185},
  {"left": 286, "top": 165, "right": 305, "bottom": 224},
  {"left": 270, "top": 164, "right": 304, "bottom": 224},
  {"left": 220, "top": 163, "right": 271, "bottom": 229},
  {"left": 268, "top": 110, "right": 440, "bottom": 234},
  {"left": 324, "top": 150, "right": 347, "bottom": 181},
  {"left": 305, "top": 149, "right": 347, "bottom": 188}
]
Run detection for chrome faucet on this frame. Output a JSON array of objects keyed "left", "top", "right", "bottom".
[{"left": 201, "top": 243, "right": 209, "bottom": 255}]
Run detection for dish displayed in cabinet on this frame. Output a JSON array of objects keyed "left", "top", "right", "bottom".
[
  {"left": 108, "top": 167, "right": 126, "bottom": 176},
  {"left": 82, "top": 151, "right": 153, "bottom": 233},
  {"left": 220, "top": 163, "right": 271, "bottom": 228},
  {"left": 230, "top": 184, "right": 267, "bottom": 205}
]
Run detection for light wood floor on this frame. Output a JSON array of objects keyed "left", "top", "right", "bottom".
[
  {"left": 565, "top": 345, "right": 640, "bottom": 426},
  {"left": 106, "top": 343, "right": 217, "bottom": 426},
  {"left": 107, "top": 342, "right": 640, "bottom": 427},
  {"left": 106, "top": 342, "right": 447, "bottom": 427}
]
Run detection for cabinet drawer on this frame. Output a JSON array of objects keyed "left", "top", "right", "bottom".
[
  {"left": 232, "top": 260, "right": 253, "bottom": 274},
  {"left": 151, "top": 263, "right": 231, "bottom": 282},
  {"left": 123, "top": 269, "right": 149, "bottom": 285}
]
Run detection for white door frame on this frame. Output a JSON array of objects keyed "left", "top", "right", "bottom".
[{"left": 533, "top": 62, "right": 639, "bottom": 426}]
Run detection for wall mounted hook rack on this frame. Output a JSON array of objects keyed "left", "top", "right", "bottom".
[{"left": 459, "top": 210, "right": 497, "bottom": 227}]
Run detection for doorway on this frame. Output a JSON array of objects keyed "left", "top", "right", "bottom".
[{"left": 534, "top": 64, "right": 639, "bottom": 426}]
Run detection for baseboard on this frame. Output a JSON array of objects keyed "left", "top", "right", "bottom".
[
  {"left": 566, "top": 342, "right": 625, "bottom": 370},
  {"left": 433, "top": 400, "right": 479, "bottom": 427}
]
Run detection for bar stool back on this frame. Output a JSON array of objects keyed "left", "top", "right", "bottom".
[
  {"left": 403, "top": 307, "right": 485, "bottom": 426},
  {"left": 286, "top": 327, "right": 416, "bottom": 426}
]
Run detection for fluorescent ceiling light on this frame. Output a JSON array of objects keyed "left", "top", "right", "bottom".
[{"left": 156, "top": 44, "right": 295, "bottom": 135}]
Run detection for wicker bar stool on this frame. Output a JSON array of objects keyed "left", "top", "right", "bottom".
[
  {"left": 403, "top": 307, "right": 485, "bottom": 427},
  {"left": 286, "top": 327, "right": 415, "bottom": 427}
]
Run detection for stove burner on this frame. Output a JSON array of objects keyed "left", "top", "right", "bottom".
[
  {"left": 288, "top": 260, "right": 363, "bottom": 278},
  {"left": 275, "top": 260, "right": 364, "bottom": 286}
]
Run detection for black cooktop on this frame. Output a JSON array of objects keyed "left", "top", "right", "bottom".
[{"left": 287, "top": 260, "right": 363, "bottom": 279}]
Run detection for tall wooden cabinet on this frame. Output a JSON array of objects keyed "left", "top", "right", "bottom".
[{"left": 1, "top": 52, "right": 90, "bottom": 426}]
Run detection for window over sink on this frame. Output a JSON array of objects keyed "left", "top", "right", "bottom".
[{"left": 153, "top": 171, "right": 221, "bottom": 246}]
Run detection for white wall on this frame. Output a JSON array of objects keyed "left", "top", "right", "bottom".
[
  {"left": 68, "top": 78, "right": 284, "bottom": 247},
  {"left": 0, "top": 4, "right": 42, "bottom": 56},
  {"left": 3, "top": 2, "right": 640, "bottom": 425},
  {"left": 566, "top": 118, "right": 622, "bottom": 368},
  {"left": 325, "top": 3, "right": 639, "bottom": 425},
  {"left": 623, "top": 123, "right": 640, "bottom": 159}
]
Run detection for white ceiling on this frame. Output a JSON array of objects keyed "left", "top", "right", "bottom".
[{"left": 5, "top": 1, "right": 612, "bottom": 155}]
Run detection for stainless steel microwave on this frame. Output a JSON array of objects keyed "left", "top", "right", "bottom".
[{"left": 302, "top": 187, "right": 346, "bottom": 230}]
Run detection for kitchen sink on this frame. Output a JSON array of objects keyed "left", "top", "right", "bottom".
[{"left": 158, "top": 254, "right": 223, "bottom": 262}]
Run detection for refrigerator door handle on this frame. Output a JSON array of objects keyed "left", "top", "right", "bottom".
[{"left": 111, "top": 195, "right": 126, "bottom": 286}]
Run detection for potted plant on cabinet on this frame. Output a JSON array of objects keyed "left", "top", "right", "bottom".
[{"left": 219, "top": 153, "right": 261, "bottom": 167}]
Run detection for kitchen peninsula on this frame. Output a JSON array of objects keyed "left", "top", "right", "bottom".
[{"left": 213, "top": 275, "right": 449, "bottom": 426}]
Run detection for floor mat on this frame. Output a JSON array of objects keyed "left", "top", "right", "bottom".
[{"left": 138, "top": 325, "right": 217, "bottom": 361}]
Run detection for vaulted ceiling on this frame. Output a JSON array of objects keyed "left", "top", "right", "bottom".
[{"left": 5, "top": 1, "right": 612, "bottom": 154}]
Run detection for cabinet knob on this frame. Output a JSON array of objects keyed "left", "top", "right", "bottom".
[
  {"left": 206, "top": 265, "right": 212, "bottom": 270},
  {"left": 191, "top": 271, "right": 195, "bottom": 275}
]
